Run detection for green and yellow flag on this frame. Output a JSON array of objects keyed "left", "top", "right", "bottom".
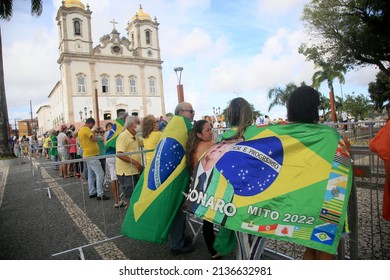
[
  {"left": 184, "top": 123, "right": 352, "bottom": 254},
  {"left": 105, "top": 118, "right": 125, "bottom": 151},
  {"left": 121, "top": 115, "right": 193, "bottom": 243}
]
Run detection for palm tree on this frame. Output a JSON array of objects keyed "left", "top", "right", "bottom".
[
  {"left": 311, "top": 63, "right": 346, "bottom": 123},
  {"left": 319, "top": 93, "right": 330, "bottom": 121},
  {"left": 299, "top": 46, "right": 346, "bottom": 123},
  {"left": 0, "top": 0, "right": 43, "bottom": 157},
  {"left": 335, "top": 96, "right": 344, "bottom": 121},
  {"left": 267, "top": 82, "right": 304, "bottom": 112}
]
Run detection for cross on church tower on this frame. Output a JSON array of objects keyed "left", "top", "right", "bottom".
[{"left": 110, "top": 18, "right": 118, "bottom": 30}]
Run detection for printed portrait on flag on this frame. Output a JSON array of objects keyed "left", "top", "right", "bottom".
[{"left": 184, "top": 123, "right": 352, "bottom": 254}]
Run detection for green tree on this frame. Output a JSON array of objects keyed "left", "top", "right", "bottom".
[
  {"left": 319, "top": 93, "right": 330, "bottom": 121},
  {"left": 301, "top": 0, "right": 390, "bottom": 76},
  {"left": 343, "top": 93, "right": 373, "bottom": 120},
  {"left": 267, "top": 82, "right": 305, "bottom": 112},
  {"left": 0, "top": 0, "right": 43, "bottom": 157},
  {"left": 299, "top": 46, "right": 346, "bottom": 122},
  {"left": 368, "top": 70, "right": 390, "bottom": 109}
]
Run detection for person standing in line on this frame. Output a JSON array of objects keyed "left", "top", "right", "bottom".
[
  {"left": 67, "top": 130, "right": 77, "bottom": 177},
  {"left": 369, "top": 102, "right": 390, "bottom": 221},
  {"left": 287, "top": 86, "right": 346, "bottom": 260},
  {"left": 185, "top": 119, "right": 221, "bottom": 259},
  {"left": 115, "top": 115, "right": 144, "bottom": 208},
  {"left": 105, "top": 113, "right": 127, "bottom": 208},
  {"left": 57, "top": 125, "right": 70, "bottom": 178},
  {"left": 78, "top": 118, "right": 109, "bottom": 201},
  {"left": 94, "top": 127, "right": 106, "bottom": 179},
  {"left": 49, "top": 130, "right": 59, "bottom": 170},
  {"left": 168, "top": 102, "right": 196, "bottom": 256},
  {"left": 341, "top": 111, "right": 348, "bottom": 131},
  {"left": 216, "top": 97, "right": 268, "bottom": 260},
  {"left": 141, "top": 114, "right": 162, "bottom": 165}
]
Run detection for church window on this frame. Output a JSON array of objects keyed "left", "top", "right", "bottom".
[
  {"left": 102, "top": 76, "right": 109, "bottom": 94},
  {"left": 74, "top": 20, "right": 81, "bottom": 36},
  {"left": 77, "top": 75, "right": 86, "bottom": 94},
  {"left": 116, "top": 77, "right": 123, "bottom": 94},
  {"left": 149, "top": 77, "right": 156, "bottom": 95},
  {"left": 145, "top": 30, "right": 151, "bottom": 45},
  {"left": 130, "top": 77, "right": 137, "bottom": 95},
  {"left": 104, "top": 112, "right": 112, "bottom": 120}
]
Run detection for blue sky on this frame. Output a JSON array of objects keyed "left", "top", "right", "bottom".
[{"left": 2, "top": 0, "right": 378, "bottom": 125}]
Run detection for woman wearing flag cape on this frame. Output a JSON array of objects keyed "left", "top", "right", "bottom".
[{"left": 186, "top": 86, "right": 352, "bottom": 259}]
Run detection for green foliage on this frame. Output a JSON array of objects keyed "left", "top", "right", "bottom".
[
  {"left": 343, "top": 93, "right": 373, "bottom": 120},
  {"left": 301, "top": 0, "right": 390, "bottom": 75},
  {"left": 267, "top": 82, "right": 305, "bottom": 112},
  {"left": 368, "top": 70, "right": 390, "bottom": 109},
  {"left": 0, "top": 0, "right": 43, "bottom": 20}
]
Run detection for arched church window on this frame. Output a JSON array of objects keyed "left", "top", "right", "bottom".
[
  {"left": 145, "top": 30, "right": 151, "bottom": 45},
  {"left": 102, "top": 76, "right": 109, "bottom": 94},
  {"left": 149, "top": 77, "right": 156, "bottom": 96},
  {"left": 74, "top": 20, "right": 81, "bottom": 36},
  {"left": 116, "top": 77, "right": 123, "bottom": 94},
  {"left": 130, "top": 76, "right": 137, "bottom": 95},
  {"left": 77, "top": 75, "right": 86, "bottom": 93}
]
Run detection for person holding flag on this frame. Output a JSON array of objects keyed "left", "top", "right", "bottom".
[
  {"left": 186, "top": 87, "right": 352, "bottom": 259},
  {"left": 121, "top": 102, "right": 196, "bottom": 256}
]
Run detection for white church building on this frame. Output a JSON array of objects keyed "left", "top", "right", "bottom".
[{"left": 37, "top": 0, "right": 166, "bottom": 134}]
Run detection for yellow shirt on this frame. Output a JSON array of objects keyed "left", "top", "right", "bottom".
[
  {"left": 78, "top": 126, "right": 99, "bottom": 157},
  {"left": 144, "top": 130, "right": 162, "bottom": 164},
  {"left": 116, "top": 129, "right": 143, "bottom": 176},
  {"left": 43, "top": 137, "right": 51, "bottom": 149}
]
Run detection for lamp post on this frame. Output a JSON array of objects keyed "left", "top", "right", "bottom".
[
  {"left": 213, "top": 106, "right": 221, "bottom": 116},
  {"left": 79, "top": 107, "right": 88, "bottom": 122},
  {"left": 174, "top": 67, "right": 184, "bottom": 103},
  {"left": 93, "top": 80, "right": 100, "bottom": 126}
]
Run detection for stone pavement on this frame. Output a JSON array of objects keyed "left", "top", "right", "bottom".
[{"left": 0, "top": 157, "right": 235, "bottom": 260}]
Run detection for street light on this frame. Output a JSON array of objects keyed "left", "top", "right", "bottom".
[
  {"left": 213, "top": 106, "right": 221, "bottom": 116},
  {"left": 174, "top": 67, "right": 184, "bottom": 103},
  {"left": 93, "top": 80, "right": 100, "bottom": 126},
  {"left": 79, "top": 107, "right": 88, "bottom": 122}
]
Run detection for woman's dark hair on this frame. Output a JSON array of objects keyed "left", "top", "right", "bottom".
[
  {"left": 226, "top": 97, "right": 252, "bottom": 140},
  {"left": 185, "top": 120, "right": 210, "bottom": 173},
  {"left": 287, "top": 85, "right": 320, "bottom": 123}
]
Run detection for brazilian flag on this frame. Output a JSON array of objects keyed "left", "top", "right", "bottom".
[
  {"left": 121, "top": 115, "right": 193, "bottom": 243},
  {"left": 185, "top": 123, "right": 352, "bottom": 254},
  {"left": 105, "top": 118, "right": 125, "bottom": 151}
]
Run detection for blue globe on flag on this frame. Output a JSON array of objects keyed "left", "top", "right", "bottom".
[
  {"left": 148, "top": 137, "right": 185, "bottom": 190},
  {"left": 216, "top": 137, "right": 283, "bottom": 196}
]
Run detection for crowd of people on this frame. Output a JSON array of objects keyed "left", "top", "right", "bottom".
[{"left": 8, "top": 86, "right": 389, "bottom": 260}]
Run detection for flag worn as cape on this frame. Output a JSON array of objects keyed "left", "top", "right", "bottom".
[
  {"left": 184, "top": 123, "right": 352, "bottom": 254},
  {"left": 105, "top": 118, "right": 125, "bottom": 151},
  {"left": 121, "top": 115, "right": 193, "bottom": 243}
]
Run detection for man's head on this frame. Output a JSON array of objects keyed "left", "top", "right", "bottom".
[
  {"left": 124, "top": 115, "right": 140, "bottom": 136},
  {"left": 175, "top": 102, "right": 195, "bottom": 122},
  {"left": 85, "top": 117, "right": 95, "bottom": 129}
]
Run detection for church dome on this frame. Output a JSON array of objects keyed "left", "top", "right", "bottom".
[
  {"left": 132, "top": 5, "right": 151, "bottom": 21},
  {"left": 64, "top": 0, "right": 85, "bottom": 9}
]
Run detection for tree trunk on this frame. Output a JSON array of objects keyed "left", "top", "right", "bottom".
[
  {"left": 329, "top": 90, "right": 337, "bottom": 123},
  {"left": 0, "top": 26, "right": 13, "bottom": 157}
]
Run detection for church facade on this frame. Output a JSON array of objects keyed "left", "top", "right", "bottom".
[{"left": 37, "top": 0, "right": 166, "bottom": 134}]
